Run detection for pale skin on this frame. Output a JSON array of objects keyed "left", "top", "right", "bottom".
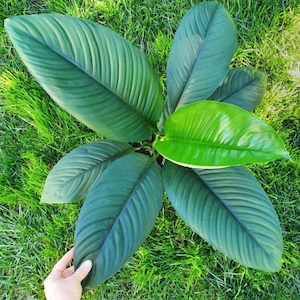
[{"left": 44, "top": 248, "right": 92, "bottom": 300}]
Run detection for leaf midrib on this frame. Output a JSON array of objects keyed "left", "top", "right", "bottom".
[
  {"left": 12, "top": 21, "right": 154, "bottom": 128},
  {"left": 193, "top": 168, "right": 269, "bottom": 256},
  {"left": 175, "top": 4, "right": 219, "bottom": 109},
  {"left": 218, "top": 77, "right": 259, "bottom": 102},
  {"left": 60, "top": 146, "right": 134, "bottom": 186},
  {"left": 94, "top": 158, "right": 155, "bottom": 262},
  {"left": 163, "top": 137, "right": 273, "bottom": 155}
]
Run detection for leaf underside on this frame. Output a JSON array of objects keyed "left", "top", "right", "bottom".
[
  {"left": 166, "top": 2, "right": 237, "bottom": 115},
  {"left": 154, "top": 101, "right": 289, "bottom": 168},
  {"left": 163, "top": 161, "right": 283, "bottom": 271},
  {"left": 5, "top": 14, "right": 163, "bottom": 142},
  {"left": 74, "top": 153, "right": 164, "bottom": 288},
  {"left": 41, "top": 140, "right": 133, "bottom": 203}
]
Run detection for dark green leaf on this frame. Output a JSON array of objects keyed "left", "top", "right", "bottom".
[
  {"left": 41, "top": 140, "right": 133, "bottom": 203},
  {"left": 166, "top": 2, "right": 237, "bottom": 115},
  {"left": 74, "top": 153, "right": 164, "bottom": 288},
  {"left": 5, "top": 14, "right": 163, "bottom": 142},
  {"left": 209, "top": 67, "right": 266, "bottom": 111},
  {"left": 154, "top": 101, "right": 290, "bottom": 168},
  {"left": 163, "top": 161, "right": 283, "bottom": 271}
]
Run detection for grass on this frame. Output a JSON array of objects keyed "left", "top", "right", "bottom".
[{"left": 0, "top": 0, "right": 300, "bottom": 299}]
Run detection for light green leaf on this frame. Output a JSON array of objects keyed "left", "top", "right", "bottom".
[
  {"left": 163, "top": 161, "right": 283, "bottom": 271},
  {"left": 5, "top": 14, "right": 163, "bottom": 142},
  {"left": 41, "top": 140, "right": 133, "bottom": 203},
  {"left": 74, "top": 153, "right": 164, "bottom": 288},
  {"left": 166, "top": 2, "right": 237, "bottom": 115},
  {"left": 209, "top": 67, "right": 266, "bottom": 111},
  {"left": 154, "top": 101, "right": 290, "bottom": 168}
]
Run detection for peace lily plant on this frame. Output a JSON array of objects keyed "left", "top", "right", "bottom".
[{"left": 5, "top": 1, "right": 290, "bottom": 290}]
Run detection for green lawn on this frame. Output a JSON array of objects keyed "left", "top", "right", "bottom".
[{"left": 1, "top": 0, "right": 300, "bottom": 299}]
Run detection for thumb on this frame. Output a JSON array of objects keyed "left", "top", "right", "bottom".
[{"left": 73, "top": 260, "right": 92, "bottom": 281}]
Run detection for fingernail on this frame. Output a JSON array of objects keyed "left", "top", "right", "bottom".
[{"left": 82, "top": 260, "right": 92, "bottom": 267}]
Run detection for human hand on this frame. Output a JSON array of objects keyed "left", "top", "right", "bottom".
[{"left": 44, "top": 248, "right": 92, "bottom": 300}]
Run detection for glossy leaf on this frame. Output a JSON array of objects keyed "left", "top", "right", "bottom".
[
  {"left": 154, "top": 101, "right": 290, "bottom": 168},
  {"left": 166, "top": 2, "right": 237, "bottom": 115},
  {"left": 209, "top": 67, "right": 266, "bottom": 111},
  {"left": 74, "top": 153, "right": 164, "bottom": 288},
  {"left": 5, "top": 14, "right": 163, "bottom": 142},
  {"left": 163, "top": 161, "right": 283, "bottom": 271},
  {"left": 41, "top": 140, "right": 133, "bottom": 203}
]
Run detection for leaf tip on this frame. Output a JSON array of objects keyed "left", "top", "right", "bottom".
[
  {"left": 40, "top": 197, "right": 49, "bottom": 204},
  {"left": 4, "top": 16, "right": 23, "bottom": 37},
  {"left": 276, "top": 148, "right": 291, "bottom": 161},
  {"left": 282, "top": 152, "right": 291, "bottom": 160},
  {"left": 40, "top": 191, "right": 64, "bottom": 204},
  {"left": 266, "top": 258, "right": 282, "bottom": 273},
  {"left": 4, "top": 17, "right": 12, "bottom": 32},
  {"left": 40, "top": 195, "right": 52, "bottom": 204}
]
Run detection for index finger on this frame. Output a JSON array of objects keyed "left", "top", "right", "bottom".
[{"left": 51, "top": 247, "right": 74, "bottom": 274}]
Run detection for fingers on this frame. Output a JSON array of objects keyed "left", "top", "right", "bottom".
[
  {"left": 73, "top": 260, "right": 92, "bottom": 282},
  {"left": 61, "top": 265, "right": 75, "bottom": 278},
  {"left": 52, "top": 248, "right": 74, "bottom": 274}
]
